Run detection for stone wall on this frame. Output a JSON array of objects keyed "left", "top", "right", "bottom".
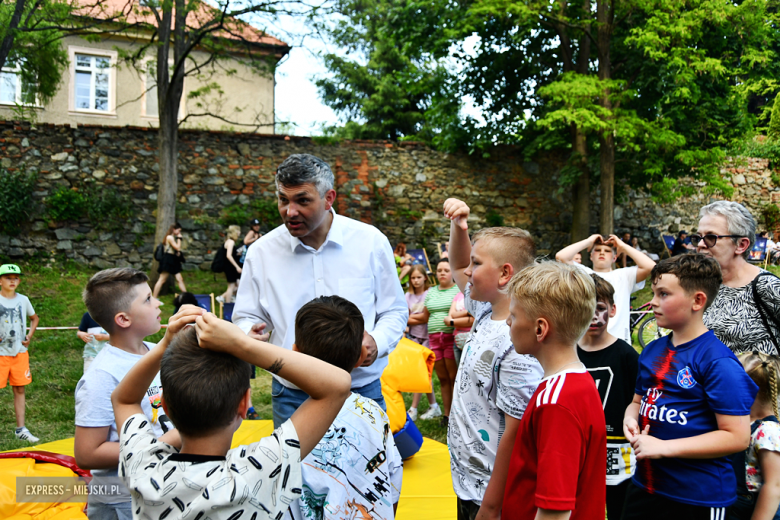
[
  {"left": 609, "top": 157, "right": 779, "bottom": 253},
  {"left": 0, "top": 120, "right": 778, "bottom": 270}
]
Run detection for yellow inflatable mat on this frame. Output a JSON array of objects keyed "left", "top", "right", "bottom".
[{"left": 2, "top": 420, "right": 456, "bottom": 519}]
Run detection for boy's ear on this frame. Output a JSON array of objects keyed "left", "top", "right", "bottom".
[
  {"left": 609, "top": 303, "right": 617, "bottom": 318},
  {"left": 691, "top": 291, "right": 708, "bottom": 312},
  {"left": 237, "top": 388, "right": 251, "bottom": 419},
  {"left": 498, "top": 262, "right": 514, "bottom": 287},
  {"left": 355, "top": 343, "right": 369, "bottom": 368},
  {"left": 536, "top": 317, "right": 551, "bottom": 343},
  {"left": 114, "top": 312, "right": 131, "bottom": 330}
]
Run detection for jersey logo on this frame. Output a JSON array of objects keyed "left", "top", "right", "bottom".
[{"left": 676, "top": 366, "right": 697, "bottom": 389}]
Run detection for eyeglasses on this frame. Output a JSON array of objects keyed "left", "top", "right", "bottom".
[{"left": 689, "top": 234, "right": 743, "bottom": 248}]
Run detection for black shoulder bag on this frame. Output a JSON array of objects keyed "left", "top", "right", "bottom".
[{"left": 752, "top": 272, "right": 780, "bottom": 354}]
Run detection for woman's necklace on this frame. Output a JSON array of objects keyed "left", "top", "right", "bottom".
[{"left": 546, "top": 359, "right": 584, "bottom": 378}]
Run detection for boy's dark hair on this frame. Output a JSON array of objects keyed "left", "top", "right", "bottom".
[
  {"left": 650, "top": 253, "right": 722, "bottom": 311},
  {"left": 83, "top": 268, "right": 149, "bottom": 333},
  {"left": 161, "top": 326, "right": 251, "bottom": 437},
  {"left": 173, "top": 292, "right": 199, "bottom": 314},
  {"left": 294, "top": 295, "right": 364, "bottom": 373},
  {"left": 591, "top": 274, "right": 615, "bottom": 307}
]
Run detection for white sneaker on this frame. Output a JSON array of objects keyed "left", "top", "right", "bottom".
[
  {"left": 420, "top": 403, "right": 442, "bottom": 420},
  {"left": 216, "top": 295, "right": 225, "bottom": 303},
  {"left": 15, "top": 427, "right": 39, "bottom": 443},
  {"left": 408, "top": 407, "right": 418, "bottom": 421}
]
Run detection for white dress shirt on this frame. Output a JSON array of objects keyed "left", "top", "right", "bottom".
[{"left": 232, "top": 209, "right": 409, "bottom": 389}]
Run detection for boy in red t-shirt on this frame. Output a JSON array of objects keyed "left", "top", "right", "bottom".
[{"left": 503, "top": 262, "right": 607, "bottom": 520}]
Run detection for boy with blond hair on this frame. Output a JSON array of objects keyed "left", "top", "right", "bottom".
[
  {"left": 503, "top": 262, "right": 606, "bottom": 520},
  {"left": 74, "top": 268, "right": 179, "bottom": 519},
  {"left": 0, "top": 264, "right": 39, "bottom": 442},
  {"left": 112, "top": 303, "right": 353, "bottom": 520},
  {"left": 442, "top": 198, "right": 544, "bottom": 520},
  {"left": 557, "top": 234, "right": 655, "bottom": 343},
  {"left": 623, "top": 254, "right": 758, "bottom": 519}
]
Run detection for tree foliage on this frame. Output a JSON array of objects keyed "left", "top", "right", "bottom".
[{"left": 318, "top": 0, "right": 778, "bottom": 235}]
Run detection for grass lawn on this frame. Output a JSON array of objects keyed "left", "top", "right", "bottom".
[{"left": 2, "top": 260, "right": 777, "bottom": 452}]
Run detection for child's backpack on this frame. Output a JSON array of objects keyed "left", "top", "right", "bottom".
[{"left": 210, "top": 246, "right": 228, "bottom": 273}]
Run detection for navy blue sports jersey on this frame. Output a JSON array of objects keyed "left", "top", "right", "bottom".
[{"left": 632, "top": 330, "right": 757, "bottom": 508}]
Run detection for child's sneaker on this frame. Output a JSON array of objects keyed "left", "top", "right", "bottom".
[
  {"left": 408, "top": 407, "right": 418, "bottom": 421},
  {"left": 15, "top": 427, "right": 39, "bottom": 443},
  {"left": 216, "top": 295, "right": 225, "bottom": 304},
  {"left": 420, "top": 402, "right": 442, "bottom": 420}
]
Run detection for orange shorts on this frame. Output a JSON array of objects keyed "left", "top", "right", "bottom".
[{"left": 0, "top": 351, "right": 32, "bottom": 388}]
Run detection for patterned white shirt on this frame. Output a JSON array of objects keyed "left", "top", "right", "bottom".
[
  {"left": 119, "top": 414, "right": 302, "bottom": 520},
  {"left": 287, "top": 393, "right": 403, "bottom": 520},
  {"left": 448, "top": 285, "right": 544, "bottom": 503},
  {"left": 746, "top": 418, "right": 780, "bottom": 492}
]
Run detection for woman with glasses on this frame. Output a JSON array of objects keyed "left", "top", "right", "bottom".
[{"left": 695, "top": 201, "right": 780, "bottom": 355}]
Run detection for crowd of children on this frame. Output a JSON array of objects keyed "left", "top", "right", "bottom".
[{"left": 5, "top": 193, "right": 780, "bottom": 520}]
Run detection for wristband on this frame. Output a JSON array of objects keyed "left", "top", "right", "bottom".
[{"left": 450, "top": 319, "right": 454, "bottom": 326}]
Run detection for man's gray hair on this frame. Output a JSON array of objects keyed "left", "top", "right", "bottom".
[
  {"left": 698, "top": 200, "right": 756, "bottom": 259},
  {"left": 275, "top": 154, "right": 334, "bottom": 197}
]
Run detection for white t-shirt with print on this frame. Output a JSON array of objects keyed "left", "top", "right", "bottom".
[
  {"left": 0, "top": 293, "right": 35, "bottom": 356},
  {"left": 574, "top": 264, "right": 645, "bottom": 343},
  {"left": 286, "top": 393, "right": 403, "bottom": 520},
  {"left": 119, "top": 414, "right": 302, "bottom": 520},
  {"left": 74, "top": 342, "right": 170, "bottom": 504},
  {"left": 448, "top": 284, "right": 544, "bottom": 504}
]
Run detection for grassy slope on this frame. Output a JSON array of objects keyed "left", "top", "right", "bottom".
[{"left": 2, "top": 262, "right": 777, "bottom": 451}]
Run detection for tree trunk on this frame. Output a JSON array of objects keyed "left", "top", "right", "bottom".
[
  {"left": 597, "top": 0, "right": 615, "bottom": 236},
  {"left": 0, "top": 0, "right": 27, "bottom": 73},
  {"left": 570, "top": 126, "right": 590, "bottom": 242}
]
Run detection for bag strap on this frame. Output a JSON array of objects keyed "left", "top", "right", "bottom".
[{"left": 752, "top": 272, "right": 780, "bottom": 354}]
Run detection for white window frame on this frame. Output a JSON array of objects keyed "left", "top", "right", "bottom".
[
  {"left": 68, "top": 46, "right": 117, "bottom": 116},
  {"left": 0, "top": 61, "right": 39, "bottom": 107}
]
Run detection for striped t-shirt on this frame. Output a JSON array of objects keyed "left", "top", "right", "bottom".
[{"left": 424, "top": 284, "right": 461, "bottom": 334}]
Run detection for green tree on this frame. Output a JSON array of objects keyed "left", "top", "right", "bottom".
[
  {"left": 315, "top": 0, "right": 463, "bottom": 144},
  {"left": 0, "top": 0, "right": 74, "bottom": 106}
]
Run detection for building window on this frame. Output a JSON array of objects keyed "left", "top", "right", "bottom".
[
  {"left": 144, "top": 65, "right": 158, "bottom": 118},
  {"left": 0, "top": 62, "right": 31, "bottom": 105},
  {"left": 74, "top": 53, "right": 111, "bottom": 111}
]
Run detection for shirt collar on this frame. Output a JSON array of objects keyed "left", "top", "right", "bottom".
[{"left": 288, "top": 208, "right": 343, "bottom": 253}]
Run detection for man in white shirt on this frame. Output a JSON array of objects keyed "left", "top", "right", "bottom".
[
  {"left": 232, "top": 154, "right": 408, "bottom": 427},
  {"left": 556, "top": 234, "right": 655, "bottom": 343}
]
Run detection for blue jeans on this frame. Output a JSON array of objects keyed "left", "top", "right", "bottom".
[
  {"left": 87, "top": 501, "right": 132, "bottom": 520},
  {"left": 271, "top": 378, "right": 386, "bottom": 428}
]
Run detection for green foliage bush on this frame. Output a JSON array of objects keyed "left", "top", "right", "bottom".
[
  {"left": 485, "top": 210, "right": 505, "bottom": 227},
  {"left": 45, "top": 186, "right": 87, "bottom": 222},
  {"left": 45, "top": 183, "right": 133, "bottom": 230},
  {"left": 0, "top": 167, "right": 37, "bottom": 235},
  {"left": 762, "top": 204, "right": 780, "bottom": 231},
  {"left": 218, "top": 198, "right": 281, "bottom": 231},
  {"left": 82, "top": 184, "right": 133, "bottom": 231}
]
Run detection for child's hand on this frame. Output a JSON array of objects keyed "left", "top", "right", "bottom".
[
  {"left": 588, "top": 234, "right": 605, "bottom": 248},
  {"left": 77, "top": 331, "right": 93, "bottom": 343},
  {"left": 443, "top": 198, "right": 470, "bottom": 231},
  {"left": 22, "top": 335, "right": 31, "bottom": 347},
  {"left": 607, "top": 234, "right": 627, "bottom": 252},
  {"left": 165, "top": 304, "right": 205, "bottom": 338},
  {"left": 195, "top": 312, "right": 246, "bottom": 354},
  {"left": 631, "top": 426, "right": 667, "bottom": 459},
  {"left": 623, "top": 416, "right": 641, "bottom": 442}
]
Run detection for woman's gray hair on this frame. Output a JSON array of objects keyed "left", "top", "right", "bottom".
[
  {"left": 275, "top": 154, "right": 334, "bottom": 197},
  {"left": 698, "top": 200, "right": 756, "bottom": 259}
]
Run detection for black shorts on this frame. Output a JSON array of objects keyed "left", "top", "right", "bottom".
[{"left": 622, "top": 481, "right": 728, "bottom": 520}]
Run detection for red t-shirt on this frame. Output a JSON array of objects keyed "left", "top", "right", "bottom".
[{"left": 502, "top": 370, "right": 606, "bottom": 519}]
